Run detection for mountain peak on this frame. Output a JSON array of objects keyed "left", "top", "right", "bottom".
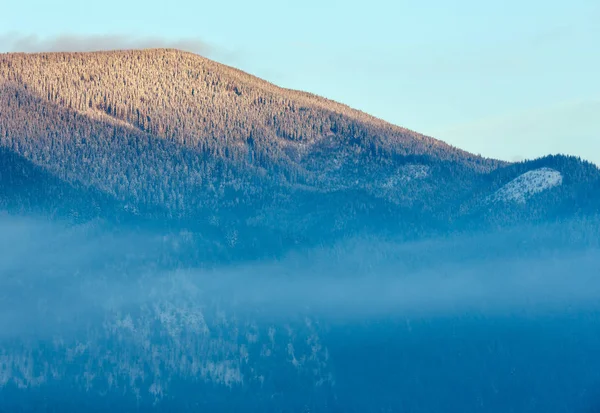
[{"left": 0, "top": 49, "right": 475, "bottom": 161}]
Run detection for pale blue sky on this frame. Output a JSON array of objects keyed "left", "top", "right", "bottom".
[{"left": 1, "top": 0, "right": 598, "bottom": 163}]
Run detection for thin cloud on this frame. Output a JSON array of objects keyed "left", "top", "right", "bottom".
[{"left": 0, "top": 32, "right": 214, "bottom": 56}]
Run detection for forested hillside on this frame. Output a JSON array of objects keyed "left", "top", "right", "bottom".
[
  {"left": 0, "top": 49, "right": 486, "bottom": 165},
  {"left": 0, "top": 146, "right": 126, "bottom": 221},
  {"left": 0, "top": 49, "right": 498, "bottom": 209},
  {"left": 0, "top": 49, "right": 598, "bottom": 255}
]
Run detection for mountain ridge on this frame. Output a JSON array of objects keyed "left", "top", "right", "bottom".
[
  {"left": 0, "top": 49, "right": 497, "bottom": 167},
  {"left": 0, "top": 49, "right": 598, "bottom": 257},
  {"left": 0, "top": 48, "right": 462, "bottom": 139}
]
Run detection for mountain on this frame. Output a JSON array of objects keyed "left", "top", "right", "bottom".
[
  {"left": 3, "top": 50, "right": 600, "bottom": 413},
  {"left": 0, "top": 49, "right": 598, "bottom": 256}
]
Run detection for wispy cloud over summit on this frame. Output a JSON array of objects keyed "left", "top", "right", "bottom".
[{"left": 0, "top": 32, "right": 213, "bottom": 55}]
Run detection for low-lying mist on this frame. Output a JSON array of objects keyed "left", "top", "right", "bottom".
[
  {"left": 1, "top": 213, "right": 600, "bottom": 411},
  {"left": 2, "top": 214, "right": 600, "bottom": 327}
]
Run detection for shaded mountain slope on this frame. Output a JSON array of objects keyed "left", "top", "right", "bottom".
[{"left": 0, "top": 146, "right": 125, "bottom": 221}]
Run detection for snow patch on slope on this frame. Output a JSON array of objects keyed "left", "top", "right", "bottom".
[{"left": 493, "top": 168, "right": 563, "bottom": 203}]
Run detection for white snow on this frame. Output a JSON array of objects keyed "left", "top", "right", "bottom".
[{"left": 493, "top": 167, "right": 563, "bottom": 203}]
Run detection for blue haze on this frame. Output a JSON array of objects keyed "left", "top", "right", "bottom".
[{"left": 1, "top": 216, "right": 600, "bottom": 411}]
